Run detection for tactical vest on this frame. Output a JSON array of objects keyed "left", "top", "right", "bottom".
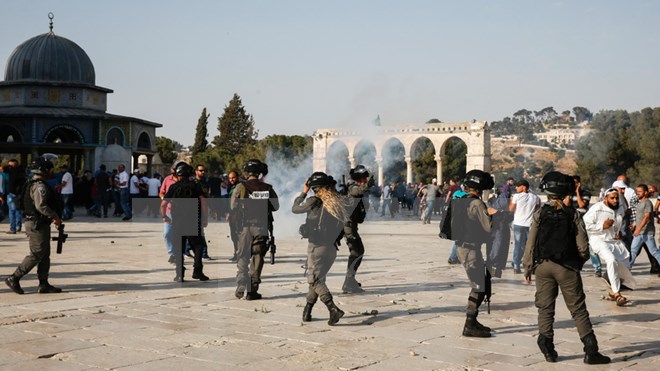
[
  {"left": 450, "top": 194, "right": 489, "bottom": 245},
  {"left": 21, "top": 179, "right": 61, "bottom": 221},
  {"left": 347, "top": 183, "right": 368, "bottom": 224},
  {"left": 238, "top": 179, "right": 273, "bottom": 226},
  {"left": 304, "top": 198, "right": 344, "bottom": 244},
  {"left": 533, "top": 204, "right": 582, "bottom": 270}
]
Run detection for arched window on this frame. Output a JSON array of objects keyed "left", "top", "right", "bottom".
[
  {"left": 137, "top": 132, "right": 151, "bottom": 149},
  {"left": 106, "top": 128, "right": 124, "bottom": 146}
]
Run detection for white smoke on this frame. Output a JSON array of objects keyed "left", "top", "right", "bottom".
[{"left": 263, "top": 150, "right": 313, "bottom": 238}]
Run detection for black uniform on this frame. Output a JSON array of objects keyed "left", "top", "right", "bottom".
[
  {"left": 164, "top": 179, "right": 207, "bottom": 281},
  {"left": 342, "top": 180, "right": 369, "bottom": 293}
]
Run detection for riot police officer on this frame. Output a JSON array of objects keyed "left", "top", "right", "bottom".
[
  {"left": 523, "top": 172, "right": 610, "bottom": 364},
  {"left": 342, "top": 164, "right": 373, "bottom": 293},
  {"left": 230, "top": 159, "right": 279, "bottom": 300},
  {"left": 4, "top": 158, "right": 62, "bottom": 295},
  {"left": 292, "top": 172, "right": 347, "bottom": 325},
  {"left": 449, "top": 169, "right": 497, "bottom": 337}
]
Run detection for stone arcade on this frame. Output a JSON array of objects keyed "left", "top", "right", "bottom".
[{"left": 312, "top": 120, "right": 491, "bottom": 185}]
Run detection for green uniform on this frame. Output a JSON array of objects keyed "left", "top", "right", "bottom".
[
  {"left": 231, "top": 177, "right": 279, "bottom": 294},
  {"left": 292, "top": 192, "right": 343, "bottom": 304},
  {"left": 452, "top": 195, "right": 493, "bottom": 317},
  {"left": 14, "top": 177, "right": 60, "bottom": 281},
  {"left": 523, "top": 203, "right": 593, "bottom": 339}
]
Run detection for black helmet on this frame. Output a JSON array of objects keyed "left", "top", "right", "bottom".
[
  {"left": 540, "top": 171, "right": 575, "bottom": 198},
  {"left": 463, "top": 170, "right": 494, "bottom": 191},
  {"left": 244, "top": 159, "right": 267, "bottom": 176},
  {"left": 349, "top": 165, "right": 370, "bottom": 180},
  {"left": 306, "top": 171, "right": 336, "bottom": 190},
  {"left": 30, "top": 158, "right": 54, "bottom": 175},
  {"left": 174, "top": 162, "right": 193, "bottom": 178}
]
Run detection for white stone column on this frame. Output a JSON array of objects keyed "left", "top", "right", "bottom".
[
  {"left": 435, "top": 155, "right": 442, "bottom": 183},
  {"left": 376, "top": 156, "right": 383, "bottom": 187},
  {"left": 405, "top": 156, "right": 413, "bottom": 185}
]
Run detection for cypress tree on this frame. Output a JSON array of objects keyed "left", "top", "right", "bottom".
[
  {"left": 192, "top": 107, "right": 209, "bottom": 156},
  {"left": 213, "top": 94, "right": 258, "bottom": 157}
]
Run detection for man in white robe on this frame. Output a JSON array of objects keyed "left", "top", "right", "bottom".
[{"left": 583, "top": 188, "right": 636, "bottom": 300}]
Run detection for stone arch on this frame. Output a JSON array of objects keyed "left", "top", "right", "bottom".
[
  {"left": 381, "top": 137, "right": 406, "bottom": 183},
  {"left": 312, "top": 121, "right": 490, "bottom": 186},
  {"left": 325, "top": 140, "right": 350, "bottom": 179},
  {"left": 44, "top": 125, "right": 85, "bottom": 144},
  {"left": 410, "top": 136, "right": 436, "bottom": 183},
  {"left": 137, "top": 131, "right": 152, "bottom": 150},
  {"left": 353, "top": 139, "right": 377, "bottom": 170},
  {"left": 438, "top": 136, "right": 468, "bottom": 184},
  {"left": 106, "top": 127, "right": 125, "bottom": 146},
  {"left": 0, "top": 124, "right": 23, "bottom": 142}
]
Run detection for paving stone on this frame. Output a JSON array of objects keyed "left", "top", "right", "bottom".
[
  {"left": 57, "top": 343, "right": 171, "bottom": 369},
  {"left": 1, "top": 215, "right": 659, "bottom": 370}
]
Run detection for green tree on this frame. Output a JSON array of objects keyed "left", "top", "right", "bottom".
[
  {"left": 442, "top": 139, "right": 467, "bottom": 183},
  {"left": 192, "top": 107, "right": 209, "bottom": 156},
  {"left": 212, "top": 94, "right": 258, "bottom": 157},
  {"left": 155, "top": 136, "right": 181, "bottom": 165},
  {"left": 572, "top": 106, "right": 593, "bottom": 122},
  {"left": 259, "top": 134, "right": 313, "bottom": 167},
  {"left": 411, "top": 138, "right": 436, "bottom": 182},
  {"left": 575, "top": 110, "right": 639, "bottom": 189},
  {"left": 513, "top": 109, "right": 533, "bottom": 124}
]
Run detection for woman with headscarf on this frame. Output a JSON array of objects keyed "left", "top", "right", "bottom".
[{"left": 292, "top": 172, "right": 347, "bottom": 325}]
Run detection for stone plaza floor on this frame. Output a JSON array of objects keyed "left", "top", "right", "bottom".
[{"left": 1, "top": 210, "right": 659, "bottom": 370}]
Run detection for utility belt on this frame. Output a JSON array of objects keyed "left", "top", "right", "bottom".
[
  {"left": 458, "top": 241, "right": 481, "bottom": 249},
  {"left": 241, "top": 219, "right": 267, "bottom": 228},
  {"left": 23, "top": 214, "right": 52, "bottom": 225}
]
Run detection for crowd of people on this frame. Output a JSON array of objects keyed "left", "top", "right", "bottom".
[{"left": 3, "top": 156, "right": 660, "bottom": 364}]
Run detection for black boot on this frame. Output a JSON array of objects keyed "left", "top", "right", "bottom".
[
  {"left": 324, "top": 300, "right": 344, "bottom": 326},
  {"left": 38, "top": 279, "right": 62, "bottom": 294},
  {"left": 192, "top": 268, "right": 209, "bottom": 281},
  {"left": 581, "top": 332, "right": 611, "bottom": 364},
  {"left": 473, "top": 318, "right": 491, "bottom": 332},
  {"left": 537, "top": 334, "right": 558, "bottom": 362},
  {"left": 462, "top": 315, "right": 491, "bottom": 338},
  {"left": 302, "top": 302, "right": 314, "bottom": 322},
  {"left": 5, "top": 275, "right": 24, "bottom": 295},
  {"left": 650, "top": 258, "right": 660, "bottom": 274}
]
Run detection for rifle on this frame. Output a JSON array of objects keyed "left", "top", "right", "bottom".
[
  {"left": 268, "top": 223, "right": 276, "bottom": 265},
  {"left": 484, "top": 266, "right": 492, "bottom": 314},
  {"left": 52, "top": 223, "right": 68, "bottom": 254},
  {"left": 339, "top": 175, "right": 347, "bottom": 195}
]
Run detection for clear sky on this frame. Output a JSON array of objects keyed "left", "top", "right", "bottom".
[{"left": 2, "top": 1, "right": 659, "bottom": 147}]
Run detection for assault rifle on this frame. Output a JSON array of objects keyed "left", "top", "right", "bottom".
[
  {"left": 268, "top": 225, "right": 276, "bottom": 265},
  {"left": 339, "top": 175, "right": 347, "bottom": 195},
  {"left": 267, "top": 215, "right": 276, "bottom": 264},
  {"left": 52, "top": 223, "right": 68, "bottom": 254}
]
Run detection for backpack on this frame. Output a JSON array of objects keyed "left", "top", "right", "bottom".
[
  {"left": 14, "top": 179, "right": 32, "bottom": 212},
  {"left": 534, "top": 204, "right": 576, "bottom": 263}
]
